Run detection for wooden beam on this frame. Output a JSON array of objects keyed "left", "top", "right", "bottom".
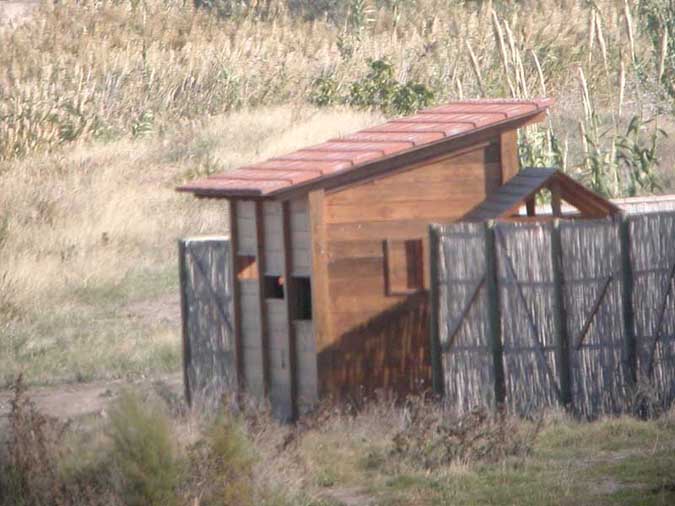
[
  {"left": 228, "top": 200, "right": 244, "bottom": 393},
  {"left": 551, "top": 181, "right": 562, "bottom": 217},
  {"left": 428, "top": 224, "right": 445, "bottom": 397},
  {"left": 619, "top": 217, "right": 637, "bottom": 387},
  {"left": 554, "top": 174, "right": 621, "bottom": 216},
  {"left": 308, "top": 189, "right": 332, "bottom": 395},
  {"left": 550, "top": 219, "right": 573, "bottom": 409},
  {"left": 178, "top": 239, "right": 192, "bottom": 406},
  {"left": 281, "top": 201, "right": 298, "bottom": 420},
  {"left": 484, "top": 222, "right": 506, "bottom": 409},
  {"left": 526, "top": 196, "right": 536, "bottom": 217},
  {"left": 500, "top": 129, "right": 519, "bottom": 183},
  {"left": 254, "top": 201, "right": 271, "bottom": 397}
]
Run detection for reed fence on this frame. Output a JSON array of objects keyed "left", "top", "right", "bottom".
[{"left": 430, "top": 212, "right": 675, "bottom": 417}]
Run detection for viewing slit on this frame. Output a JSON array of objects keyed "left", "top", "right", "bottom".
[
  {"left": 293, "top": 277, "right": 312, "bottom": 320},
  {"left": 384, "top": 238, "right": 424, "bottom": 295},
  {"left": 264, "top": 275, "right": 285, "bottom": 299}
]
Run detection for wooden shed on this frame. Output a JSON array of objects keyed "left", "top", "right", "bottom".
[{"left": 177, "top": 98, "right": 620, "bottom": 420}]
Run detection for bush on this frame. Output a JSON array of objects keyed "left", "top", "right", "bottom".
[
  {"left": 310, "top": 59, "right": 435, "bottom": 115},
  {"left": 187, "top": 415, "right": 257, "bottom": 506},
  {"left": 0, "top": 376, "right": 68, "bottom": 506},
  {"left": 107, "top": 390, "right": 183, "bottom": 506},
  {"left": 391, "top": 398, "right": 541, "bottom": 470}
]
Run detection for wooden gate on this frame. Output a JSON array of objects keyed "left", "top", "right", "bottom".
[{"left": 178, "top": 237, "right": 235, "bottom": 408}]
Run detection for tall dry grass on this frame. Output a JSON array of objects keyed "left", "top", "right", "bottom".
[
  {"left": 0, "top": 106, "right": 382, "bottom": 385},
  {"left": 0, "top": 0, "right": 672, "bottom": 162}
]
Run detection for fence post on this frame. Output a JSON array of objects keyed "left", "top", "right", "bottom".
[
  {"left": 619, "top": 216, "right": 638, "bottom": 386},
  {"left": 550, "top": 219, "right": 573, "bottom": 409},
  {"left": 485, "top": 221, "right": 506, "bottom": 408},
  {"left": 428, "top": 225, "right": 445, "bottom": 397},
  {"left": 178, "top": 239, "right": 192, "bottom": 407}
]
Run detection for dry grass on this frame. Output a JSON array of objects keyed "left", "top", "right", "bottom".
[
  {"left": 0, "top": 106, "right": 382, "bottom": 386},
  {"left": 3, "top": 382, "right": 675, "bottom": 506},
  {"left": 0, "top": 0, "right": 672, "bottom": 167}
]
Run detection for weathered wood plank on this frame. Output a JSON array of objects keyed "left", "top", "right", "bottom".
[
  {"left": 500, "top": 129, "right": 519, "bottom": 183},
  {"left": 229, "top": 201, "right": 244, "bottom": 393},
  {"left": 429, "top": 225, "right": 444, "bottom": 396},
  {"left": 282, "top": 201, "right": 299, "bottom": 420},
  {"left": 254, "top": 202, "right": 271, "bottom": 398},
  {"left": 485, "top": 222, "right": 505, "bottom": 407},
  {"left": 550, "top": 219, "right": 572, "bottom": 408},
  {"left": 179, "top": 237, "right": 235, "bottom": 409},
  {"left": 309, "top": 189, "right": 332, "bottom": 397}
]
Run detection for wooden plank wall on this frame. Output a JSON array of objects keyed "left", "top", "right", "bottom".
[
  {"left": 235, "top": 200, "right": 265, "bottom": 399},
  {"left": 500, "top": 129, "right": 519, "bottom": 182},
  {"left": 233, "top": 197, "right": 316, "bottom": 418},
  {"left": 319, "top": 141, "right": 502, "bottom": 399},
  {"left": 295, "top": 320, "right": 319, "bottom": 413},
  {"left": 290, "top": 198, "right": 312, "bottom": 276},
  {"left": 289, "top": 197, "right": 318, "bottom": 414}
]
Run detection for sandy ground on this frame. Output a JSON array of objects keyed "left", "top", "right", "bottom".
[{"left": 0, "top": 374, "right": 183, "bottom": 427}]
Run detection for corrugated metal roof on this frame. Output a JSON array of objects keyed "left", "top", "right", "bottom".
[{"left": 177, "top": 98, "right": 554, "bottom": 198}]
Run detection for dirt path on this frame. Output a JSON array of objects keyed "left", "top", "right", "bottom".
[
  {"left": 322, "top": 487, "right": 375, "bottom": 506},
  {"left": 0, "top": 374, "right": 183, "bottom": 424}
]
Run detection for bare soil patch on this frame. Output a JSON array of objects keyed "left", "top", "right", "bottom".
[{"left": 0, "top": 374, "right": 182, "bottom": 429}]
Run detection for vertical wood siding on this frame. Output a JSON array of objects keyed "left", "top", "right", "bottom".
[{"left": 321, "top": 142, "right": 501, "bottom": 399}]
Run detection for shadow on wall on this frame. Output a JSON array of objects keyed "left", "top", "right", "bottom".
[{"left": 318, "top": 291, "right": 431, "bottom": 404}]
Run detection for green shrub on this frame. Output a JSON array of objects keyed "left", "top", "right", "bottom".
[
  {"left": 310, "top": 59, "right": 435, "bottom": 115},
  {"left": 391, "top": 399, "right": 541, "bottom": 470},
  {"left": 107, "top": 390, "right": 183, "bottom": 506},
  {"left": 188, "top": 415, "right": 257, "bottom": 506}
]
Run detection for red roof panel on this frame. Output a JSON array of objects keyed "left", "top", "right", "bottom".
[
  {"left": 368, "top": 121, "right": 474, "bottom": 135},
  {"left": 260, "top": 159, "right": 353, "bottom": 174},
  {"left": 334, "top": 131, "right": 443, "bottom": 145},
  {"left": 277, "top": 150, "right": 383, "bottom": 164},
  {"left": 209, "top": 168, "right": 316, "bottom": 186},
  {"left": 177, "top": 98, "right": 554, "bottom": 198},
  {"left": 305, "top": 141, "right": 413, "bottom": 155}
]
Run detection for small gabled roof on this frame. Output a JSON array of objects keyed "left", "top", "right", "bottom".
[
  {"left": 177, "top": 98, "right": 554, "bottom": 199},
  {"left": 463, "top": 168, "right": 622, "bottom": 221}
]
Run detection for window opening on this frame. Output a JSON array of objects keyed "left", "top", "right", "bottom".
[
  {"left": 236, "top": 255, "right": 257, "bottom": 280},
  {"left": 264, "top": 275, "right": 285, "bottom": 299},
  {"left": 293, "top": 277, "right": 312, "bottom": 320},
  {"left": 384, "top": 239, "right": 424, "bottom": 295}
]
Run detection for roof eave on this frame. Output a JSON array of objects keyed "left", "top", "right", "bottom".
[
  {"left": 176, "top": 100, "right": 552, "bottom": 200},
  {"left": 265, "top": 108, "right": 549, "bottom": 200}
]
